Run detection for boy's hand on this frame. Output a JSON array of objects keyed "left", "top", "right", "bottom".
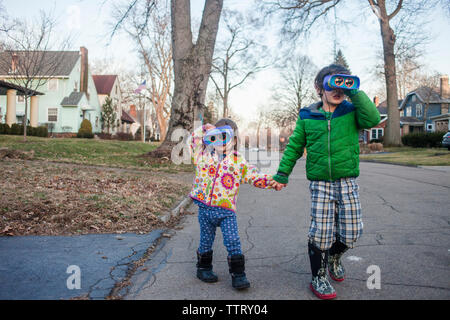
[
  {"left": 204, "top": 123, "right": 215, "bottom": 131},
  {"left": 270, "top": 180, "right": 287, "bottom": 191}
]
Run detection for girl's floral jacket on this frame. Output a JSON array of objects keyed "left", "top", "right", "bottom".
[{"left": 188, "top": 125, "right": 273, "bottom": 212}]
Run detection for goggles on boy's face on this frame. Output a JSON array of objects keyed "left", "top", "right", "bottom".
[
  {"left": 203, "top": 125, "right": 234, "bottom": 147},
  {"left": 323, "top": 74, "right": 360, "bottom": 91}
]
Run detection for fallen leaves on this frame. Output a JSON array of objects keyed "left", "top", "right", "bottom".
[{"left": 0, "top": 159, "right": 192, "bottom": 236}]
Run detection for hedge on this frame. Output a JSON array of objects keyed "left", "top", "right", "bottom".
[
  {"left": 0, "top": 123, "right": 48, "bottom": 137},
  {"left": 401, "top": 131, "right": 446, "bottom": 148}
]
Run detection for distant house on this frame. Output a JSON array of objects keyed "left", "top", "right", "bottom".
[
  {"left": 0, "top": 47, "right": 102, "bottom": 136},
  {"left": 398, "top": 76, "right": 450, "bottom": 134},
  {"left": 126, "top": 104, "right": 158, "bottom": 140},
  {"left": 361, "top": 96, "right": 401, "bottom": 143},
  {"left": 92, "top": 74, "right": 123, "bottom": 134},
  {"left": 363, "top": 75, "right": 450, "bottom": 143}
]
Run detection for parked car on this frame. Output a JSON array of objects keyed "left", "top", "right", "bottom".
[{"left": 442, "top": 132, "right": 450, "bottom": 150}]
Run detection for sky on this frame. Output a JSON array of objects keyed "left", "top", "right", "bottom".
[{"left": 2, "top": 0, "right": 450, "bottom": 126}]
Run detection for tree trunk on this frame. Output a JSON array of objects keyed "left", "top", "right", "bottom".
[
  {"left": 378, "top": 1, "right": 402, "bottom": 146},
  {"left": 23, "top": 95, "right": 28, "bottom": 142},
  {"left": 147, "top": 0, "right": 223, "bottom": 158}
]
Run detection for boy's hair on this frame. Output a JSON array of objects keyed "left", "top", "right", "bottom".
[
  {"left": 314, "top": 64, "right": 351, "bottom": 96},
  {"left": 214, "top": 118, "right": 239, "bottom": 152}
]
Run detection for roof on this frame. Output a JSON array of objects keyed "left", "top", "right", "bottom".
[
  {"left": 0, "top": 51, "right": 80, "bottom": 77},
  {"left": 121, "top": 110, "right": 135, "bottom": 123},
  {"left": 92, "top": 75, "right": 117, "bottom": 95},
  {"left": 60, "top": 91, "right": 85, "bottom": 106},
  {"left": 0, "top": 79, "right": 43, "bottom": 96},
  {"left": 377, "top": 99, "right": 403, "bottom": 112},
  {"left": 400, "top": 116, "right": 424, "bottom": 125},
  {"left": 399, "top": 87, "right": 450, "bottom": 109}
]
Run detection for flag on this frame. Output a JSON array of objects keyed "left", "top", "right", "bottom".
[{"left": 134, "top": 80, "right": 146, "bottom": 94}]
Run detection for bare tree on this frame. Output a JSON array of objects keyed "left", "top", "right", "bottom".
[
  {"left": 0, "top": 11, "right": 72, "bottom": 142},
  {"left": 111, "top": 0, "right": 223, "bottom": 158},
  {"left": 210, "top": 9, "right": 268, "bottom": 118},
  {"left": 268, "top": 55, "right": 317, "bottom": 132},
  {"left": 261, "top": 0, "right": 439, "bottom": 146},
  {"left": 112, "top": 0, "right": 173, "bottom": 141}
]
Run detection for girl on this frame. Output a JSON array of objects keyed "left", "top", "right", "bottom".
[
  {"left": 272, "top": 64, "right": 380, "bottom": 299},
  {"left": 188, "top": 118, "right": 275, "bottom": 290}
]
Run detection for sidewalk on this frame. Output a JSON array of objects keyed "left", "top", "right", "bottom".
[{"left": 123, "top": 159, "right": 450, "bottom": 300}]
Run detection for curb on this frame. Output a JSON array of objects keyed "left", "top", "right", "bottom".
[{"left": 159, "top": 196, "right": 193, "bottom": 223}]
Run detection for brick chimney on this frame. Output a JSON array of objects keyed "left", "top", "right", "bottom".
[
  {"left": 373, "top": 96, "right": 379, "bottom": 106},
  {"left": 440, "top": 75, "right": 449, "bottom": 99},
  {"left": 80, "top": 47, "right": 89, "bottom": 98},
  {"left": 129, "top": 105, "right": 137, "bottom": 119}
]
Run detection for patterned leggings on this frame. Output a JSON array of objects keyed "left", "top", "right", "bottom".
[{"left": 195, "top": 200, "right": 242, "bottom": 257}]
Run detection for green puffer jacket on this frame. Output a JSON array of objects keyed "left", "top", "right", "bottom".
[{"left": 273, "top": 90, "right": 380, "bottom": 183}]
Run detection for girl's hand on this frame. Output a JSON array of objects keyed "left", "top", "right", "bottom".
[
  {"left": 204, "top": 124, "right": 215, "bottom": 131},
  {"left": 270, "top": 180, "right": 287, "bottom": 191}
]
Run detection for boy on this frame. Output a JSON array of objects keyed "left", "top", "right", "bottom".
[{"left": 271, "top": 64, "right": 380, "bottom": 299}]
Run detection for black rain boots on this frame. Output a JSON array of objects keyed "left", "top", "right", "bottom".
[
  {"left": 196, "top": 250, "right": 218, "bottom": 283},
  {"left": 228, "top": 254, "right": 250, "bottom": 290},
  {"left": 328, "top": 240, "right": 349, "bottom": 282},
  {"left": 308, "top": 241, "right": 336, "bottom": 299}
]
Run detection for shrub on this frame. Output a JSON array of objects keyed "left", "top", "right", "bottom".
[
  {"left": 97, "top": 133, "right": 112, "bottom": 140},
  {"left": 115, "top": 132, "right": 133, "bottom": 141},
  {"left": 10, "top": 123, "right": 22, "bottom": 135},
  {"left": 77, "top": 119, "right": 94, "bottom": 139},
  {"left": 401, "top": 132, "right": 445, "bottom": 148},
  {"left": 35, "top": 126, "right": 48, "bottom": 137},
  {"left": 0, "top": 123, "right": 10, "bottom": 134}
]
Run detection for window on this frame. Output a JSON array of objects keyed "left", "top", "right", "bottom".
[
  {"left": 371, "top": 128, "right": 384, "bottom": 140},
  {"left": 48, "top": 108, "right": 58, "bottom": 122},
  {"left": 412, "top": 95, "right": 416, "bottom": 102},
  {"left": 48, "top": 79, "right": 58, "bottom": 91},
  {"left": 17, "top": 95, "right": 25, "bottom": 103},
  {"left": 406, "top": 106, "right": 412, "bottom": 117},
  {"left": 416, "top": 104, "right": 422, "bottom": 117},
  {"left": 74, "top": 81, "right": 78, "bottom": 92}
]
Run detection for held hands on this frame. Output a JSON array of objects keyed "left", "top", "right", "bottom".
[{"left": 269, "top": 179, "right": 287, "bottom": 191}]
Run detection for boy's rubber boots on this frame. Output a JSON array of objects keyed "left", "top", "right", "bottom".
[
  {"left": 196, "top": 250, "right": 218, "bottom": 283},
  {"left": 308, "top": 241, "right": 336, "bottom": 299},
  {"left": 328, "top": 240, "right": 349, "bottom": 282},
  {"left": 228, "top": 254, "right": 250, "bottom": 290}
]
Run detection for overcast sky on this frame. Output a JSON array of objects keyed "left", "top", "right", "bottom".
[{"left": 3, "top": 0, "right": 450, "bottom": 125}]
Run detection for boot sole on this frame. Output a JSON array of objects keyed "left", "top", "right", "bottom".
[
  {"left": 309, "top": 284, "right": 337, "bottom": 300},
  {"left": 197, "top": 273, "right": 218, "bottom": 283},
  {"left": 197, "top": 276, "right": 218, "bottom": 283},
  {"left": 329, "top": 270, "right": 345, "bottom": 282},
  {"left": 233, "top": 283, "right": 250, "bottom": 290}
]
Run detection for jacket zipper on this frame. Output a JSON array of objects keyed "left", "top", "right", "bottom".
[{"left": 327, "top": 119, "right": 332, "bottom": 181}]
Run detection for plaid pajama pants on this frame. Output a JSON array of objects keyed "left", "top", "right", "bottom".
[{"left": 308, "top": 178, "right": 363, "bottom": 250}]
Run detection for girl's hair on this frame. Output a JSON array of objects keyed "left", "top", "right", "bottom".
[
  {"left": 214, "top": 118, "right": 239, "bottom": 152},
  {"left": 314, "top": 64, "right": 351, "bottom": 96}
]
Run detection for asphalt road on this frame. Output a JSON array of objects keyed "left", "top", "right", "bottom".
[{"left": 124, "top": 157, "right": 450, "bottom": 300}]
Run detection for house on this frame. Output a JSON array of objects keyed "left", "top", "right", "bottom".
[
  {"left": 398, "top": 75, "right": 450, "bottom": 134},
  {"left": 126, "top": 104, "right": 158, "bottom": 140},
  {"left": 361, "top": 96, "right": 401, "bottom": 143},
  {"left": 363, "top": 75, "right": 450, "bottom": 142},
  {"left": 0, "top": 47, "right": 102, "bottom": 136},
  {"left": 92, "top": 74, "right": 123, "bottom": 134}
]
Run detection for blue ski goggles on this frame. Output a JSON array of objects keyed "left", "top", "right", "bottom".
[
  {"left": 203, "top": 125, "right": 234, "bottom": 146},
  {"left": 323, "top": 74, "right": 360, "bottom": 91}
]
